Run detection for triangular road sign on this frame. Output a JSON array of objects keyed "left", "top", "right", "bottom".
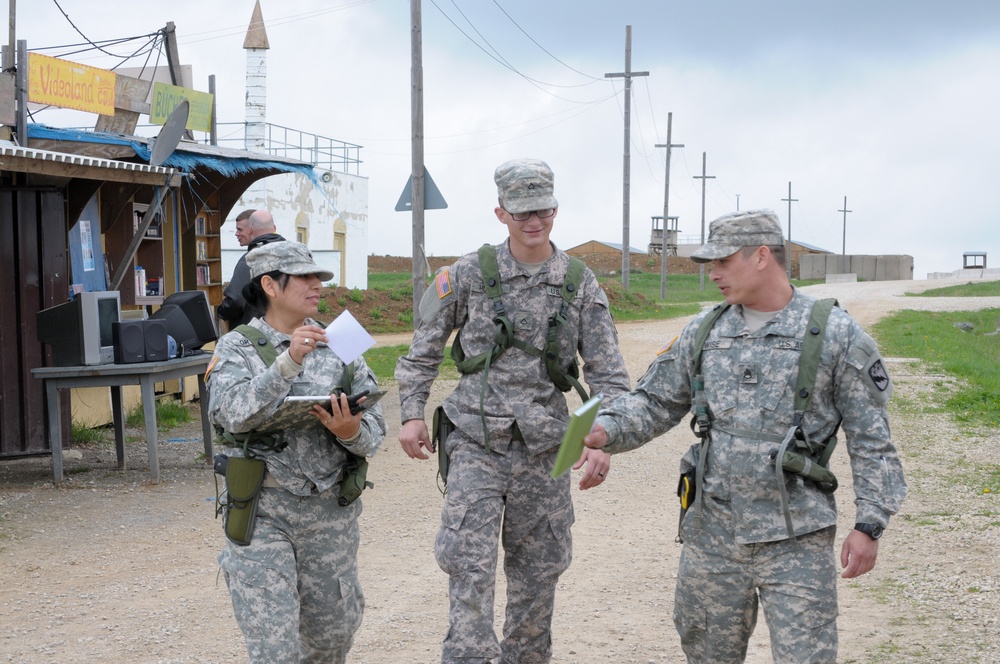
[{"left": 395, "top": 167, "right": 448, "bottom": 211}]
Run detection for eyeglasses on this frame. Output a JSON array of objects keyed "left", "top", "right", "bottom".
[{"left": 506, "top": 208, "right": 555, "bottom": 222}]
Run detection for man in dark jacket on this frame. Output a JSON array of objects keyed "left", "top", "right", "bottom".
[{"left": 217, "top": 209, "right": 286, "bottom": 331}]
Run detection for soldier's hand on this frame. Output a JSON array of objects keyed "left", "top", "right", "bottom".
[
  {"left": 582, "top": 423, "right": 609, "bottom": 450},
  {"left": 289, "top": 324, "right": 327, "bottom": 364},
  {"left": 399, "top": 418, "right": 433, "bottom": 460},
  {"left": 574, "top": 446, "right": 610, "bottom": 490},
  {"left": 840, "top": 529, "right": 879, "bottom": 578},
  {"left": 311, "top": 392, "right": 363, "bottom": 441}
]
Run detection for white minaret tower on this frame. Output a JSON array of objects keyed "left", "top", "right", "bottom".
[{"left": 243, "top": 0, "right": 269, "bottom": 152}]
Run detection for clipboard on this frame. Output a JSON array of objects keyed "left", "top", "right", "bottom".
[
  {"left": 550, "top": 393, "right": 604, "bottom": 478},
  {"left": 257, "top": 391, "right": 387, "bottom": 433}
]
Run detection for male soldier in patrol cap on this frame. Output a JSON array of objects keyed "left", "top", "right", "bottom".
[
  {"left": 217, "top": 208, "right": 286, "bottom": 331},
  {"left": 583, "top": 209, "right": 907, "bottom": 663},
  {"left": 396, "top": 158, "right": 631, "bottom": 663}
]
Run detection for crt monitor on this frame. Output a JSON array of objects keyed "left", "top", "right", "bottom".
[
  {"left": 149, "top": 290, "right": 218, "bottom": 355},
  {"left": 36, "top": 291, "right": 121, "bottom": 366}
]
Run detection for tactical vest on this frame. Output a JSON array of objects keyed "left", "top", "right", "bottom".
[
  {"left": 221, "top": 325, "right": 372, "bottom": 507},
  {"left": 688, "top": 298, "right": 841, "bottom": 538},
  {"left": 220, "top": 325, "right": 356, "bottom": 455},
  {"left": 449, "top": 244, "right": 590, "bottom": 443}
]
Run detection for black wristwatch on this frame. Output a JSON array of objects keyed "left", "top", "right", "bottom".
[{"left": 854, "top": 523, "right": 884, "bottom": 540}]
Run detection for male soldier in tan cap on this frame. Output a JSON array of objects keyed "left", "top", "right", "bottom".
[
  {"left": 584, "top": 209, "right": 908, "bottom": 663},
  {"left": 396, "top": 158, "right": 631, "bottom": 663}
]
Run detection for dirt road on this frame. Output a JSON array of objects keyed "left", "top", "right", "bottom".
[{"left": 1, "top": 278, "right": 997, "bottom": 663}]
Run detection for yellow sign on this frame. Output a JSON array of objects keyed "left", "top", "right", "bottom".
[
  {"left": 150, "top": 82, "right": 214, "bottom": 133},
  {"left": 27, "top": 53, "right": 116, "bottom": 115}
]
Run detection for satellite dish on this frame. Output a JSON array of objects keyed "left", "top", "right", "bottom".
[{"left": 150, "top": 99, "right": 190, "bottom": 167}]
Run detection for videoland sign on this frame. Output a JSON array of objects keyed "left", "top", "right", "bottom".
[{"left": 28, "top": 53, "right": 116, "bottom": 115}]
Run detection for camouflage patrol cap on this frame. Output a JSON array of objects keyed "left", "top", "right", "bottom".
[
  {"left": 690, "top": 209, "right": 785, "bottom": 263},
  {"left": 246, "top": 240, "right": 334, "bottom": 281},
  {"left": 494, "top": 158, "right": 559, "bottom": 214}
]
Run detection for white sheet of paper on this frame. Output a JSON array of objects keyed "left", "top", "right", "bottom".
[{"left": 323, "top": 309, "right": 376, "bottom": 365}]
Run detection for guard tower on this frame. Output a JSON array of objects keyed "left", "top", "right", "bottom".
[
  {"left": 649, "top": 215, "right": 679, "bottom": 256},
  {"left": 963, "top": 252, "right": 987, "bottom": 269}
]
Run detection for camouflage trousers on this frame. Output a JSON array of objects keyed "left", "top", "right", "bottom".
[
  {"left": 435, "top": 427, "right": 574, "bottom": 664},
  {"left": 674, "top": 497, "right": 838, "bottom": 663},
  {"left": 218, "top": 485, "right": 365, "bottom": 664}
]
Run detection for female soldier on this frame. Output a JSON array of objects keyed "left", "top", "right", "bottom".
[{"left": 206, "top": 240, "right": 386, "bottom": 663}]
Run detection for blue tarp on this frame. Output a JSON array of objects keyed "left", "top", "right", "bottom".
[{"left": 27, "top": 124, "right": 318, "bottom": 182}]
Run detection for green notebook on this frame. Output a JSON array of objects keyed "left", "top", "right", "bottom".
[{"left": 551, "top": 393, "right": 604, "bottom": 478}]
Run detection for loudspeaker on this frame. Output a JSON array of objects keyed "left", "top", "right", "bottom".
[
  {"left": 113, "top": 320, "right": 146, "bottom": 364},
  {"left": 143, "top": 319, "right": 169, "bottom": 362}
]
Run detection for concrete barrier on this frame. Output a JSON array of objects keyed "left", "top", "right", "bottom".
[{"left": 826, "top": 273, "right": 858, "bottom": 283}]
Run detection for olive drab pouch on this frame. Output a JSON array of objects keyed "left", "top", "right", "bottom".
[
  {"left": 338, "top": 453, "right": 373, "bottom": 507},
  {"left": 771, "top": 448, "right": 839, "bottom": 494},
  {"left": 433, "top": 405, "right": 455, "bottom": 493},
  {"left": 223, "top": 456, "right": 267, "bottom": 546}
]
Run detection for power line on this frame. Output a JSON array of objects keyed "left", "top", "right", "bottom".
[{"left": 491, "top": 0, "right": 602, "bottom": 80}]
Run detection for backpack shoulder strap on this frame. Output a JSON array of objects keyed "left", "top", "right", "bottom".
[
  {"left": 234, "top": 324, "right": 278, "bottom": 367},
  {"left": 561, "top": 256, "right": 586, "bottom": 307},
  {"left": 792, "top": 298, "right": 838, "bottom": 423},
  {"left": 477, "top": 244, "right": 504, "bottom": 312},
  {"left": 693, "top": 303, "right": 730, "bottom": 374}
]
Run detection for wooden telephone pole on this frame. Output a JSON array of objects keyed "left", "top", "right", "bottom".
[
  {"left": 655, "top": 112, "right": 683, "bottom": 299},
  {"left": 605, "top": 25, "right": 648, "bottom": 290}
]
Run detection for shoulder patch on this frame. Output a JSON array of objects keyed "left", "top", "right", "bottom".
[
  {"left": 868, "top": 359, "right": 890, "bottom": 391},
  {"left": 657, "top": 335, "right": 679, "bottom": 356},
  {"left": 235, "top": 335, "right": 252, "bottom": 347},
  {"left": 204, "top": 354, "right": 219, "bottom": 381},
  {"left": 435, "top": 269, "right": 453, "bottom": 299}
]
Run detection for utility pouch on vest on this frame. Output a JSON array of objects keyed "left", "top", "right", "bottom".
[
  {"left": 677, "top": 467, "right": 696, "bottom": 509},
  {"left": 223, "top": 456, "right": 267, "bottom": 546},
  {"left": 338, "top": 453, "right": 373, "bottom": 507},
  {"left": 771, "top": 448, "right": 839, "bottom": 494},
  {"left": 432, "top": 405, "right": 454, "bottom": 491}
]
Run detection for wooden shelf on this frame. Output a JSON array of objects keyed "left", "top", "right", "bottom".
[
  {"left": 105, "top": 202, "right": 166, "bottom": 307},
  {"left": 194, "top": 208, "right": 223, "bottom": 307}
]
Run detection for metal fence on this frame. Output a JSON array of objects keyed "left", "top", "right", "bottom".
[{"left": 211, "top": 122, "right": 363, "bottom": 175}]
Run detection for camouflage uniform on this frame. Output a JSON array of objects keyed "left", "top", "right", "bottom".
[
  {"left": 208, "top": 314, "right": 386, "bottom": 663},
  {"left": 597, "top": 288, "right": 907, "bottom": 663},
  {"left": 396, "top": 238, "right": 630, "bottom": 663}
]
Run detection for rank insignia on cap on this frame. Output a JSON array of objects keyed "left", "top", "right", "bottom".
[
  {"left": 657, "top": 335, "right": 678, "bottom": 356},
  {"left": 436, "top": 270, "right": 453, "bottom": 299}
]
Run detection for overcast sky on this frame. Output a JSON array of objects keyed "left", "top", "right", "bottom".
[{"left": 18, "top": 0, "right": 1000, "bottom": 277}]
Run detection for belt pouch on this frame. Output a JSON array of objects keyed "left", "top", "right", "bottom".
[
  {"left": 338, "top": 453, "right": 371, "bottom": 507},
  {"left": 433, "top": 405, "right": 455, "bottom": 485},
  {"left": 224, "top": 456, "right": 267, "bottom": 546}
]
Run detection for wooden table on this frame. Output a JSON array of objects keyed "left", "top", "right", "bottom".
[{"left": 31, "top": 354, "right": 214, "bottom": 483}]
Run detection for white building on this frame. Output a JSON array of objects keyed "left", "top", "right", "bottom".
[{"left": 222, "top": 0, "right": 369, "bottom": 289}]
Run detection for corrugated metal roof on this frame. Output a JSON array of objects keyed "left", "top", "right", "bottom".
[
  {"left": 0, "top": 139, "right": 179, "bottom": 182},
  {"left": 568, "top": 240, "right": 648, "bottom": 255}
]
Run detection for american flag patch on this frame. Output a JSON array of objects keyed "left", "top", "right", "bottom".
[
  {"left": 657, "top": 335, "right": 679, "bottom": 356},
  {"left": 436, "top": 270, "right": 452, "bottom": 298},
  {"left": 204, "top": 354, "right": 219, "bottom": 381}
]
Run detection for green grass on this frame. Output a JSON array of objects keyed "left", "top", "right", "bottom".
[
  {"left": 364, "top": 343, "right": 459, "bottom": 382},
  {"left": 872, "top": 308, "right": 1000, "bottom": 430},
  {"left": 71, "top": 421, "right": 108, "bottom": 445},
  {"left": 906, "top": 280, "right": 1000, "bottom": 298},
  {"left": 124, "top": 399, "right": 194, "bottom": 430}
]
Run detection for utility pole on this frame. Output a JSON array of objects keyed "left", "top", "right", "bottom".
[
  {"left": 655, "top": 112, "right": 683, "bottom": 300},
  {"left": 781, "top": 182, "right": 798, "bottom": 279},
  {"left": 736, "top": 193, "right": 741, "bottom": 211},
  {"left": 409, "top": 0, "right": 427, "bottom": 313},
  {"left": 838, "top": 196, "right": 852, "bottom": 255},
  {"left": 692, "top": 152, "right": 715, "bottom": 290},
  {"left": 605, "top": 25, "right": 648, "bottom": 290}
]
